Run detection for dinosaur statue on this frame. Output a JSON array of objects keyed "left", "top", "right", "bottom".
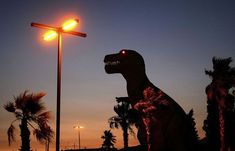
[{"left": 104, "top": 49, "right": 197, "bottom": 151}]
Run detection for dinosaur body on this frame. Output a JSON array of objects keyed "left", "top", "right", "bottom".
[{"left": 104, "top": 49, "right": 196, "bottom": 151}]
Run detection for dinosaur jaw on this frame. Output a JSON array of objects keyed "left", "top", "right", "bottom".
[
  {"left": 105, "top": 61, "right": 120, "bottom": 66},
  {"left": 104, "top": 52, "right": 122, "bottom": 74},
  {"left": 104, "top": 60, "right": 121, "bottom": 74}
]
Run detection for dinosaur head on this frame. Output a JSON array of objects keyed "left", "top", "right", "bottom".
[{"left": 104, "top": 49, "right": 146, "bottom": 75}]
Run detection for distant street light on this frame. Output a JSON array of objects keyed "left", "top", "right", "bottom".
[
  {"left": 31, "top": 19, "right": 87, "bottom": 151},
  {"left": 74, "top": 125, "right": 84, "bottom": 150}
]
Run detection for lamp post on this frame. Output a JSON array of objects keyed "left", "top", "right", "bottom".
[
  {"left": 74, "top": 125, "right": 84, "bottom": 150},
  {"left": 31, "top": 19, "right": 87, "bottom": 151}
]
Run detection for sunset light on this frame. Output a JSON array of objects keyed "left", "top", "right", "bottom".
[
  {"left": 2, "top": 1, "right": 234, "bottom": 151},
  {"left": 62, "top": 19, "right": 79, "bottom": 31},
  {"left": 43, "top": 30, "right": 58, "bottom": 41},
  {"left": 74, "top": 125, "right": 84, "bottom": 129}
]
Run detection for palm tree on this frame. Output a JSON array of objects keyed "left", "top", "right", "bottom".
[
  {"left": 203, "top": 57, "right": 235, "bottom": 151},
  {"left": 101, "top": 130, "right": 116, "bottom": 151},
  {"left": 187, "top": 109, "right": 199, "bottom": 150},
  {"left": 4, "top": 91, "right": 54, "bottom": 151},
  {"left": 108, "top": 97, "right": 136, "bottom": 150}
]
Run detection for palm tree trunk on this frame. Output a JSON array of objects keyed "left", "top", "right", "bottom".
[
  {"left": 45, "top": 138, "right": 49, "bottom": 151},
  {"left": 20, "top": 117, "right": 30, "bottom": 151},
  {"left": 123, "top": 125, "right": 128, "bottom": 150}
]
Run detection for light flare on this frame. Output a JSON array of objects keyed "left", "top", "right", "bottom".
[
  {"left": 62, "top": 19, "right": 78, "bottom": 31},
  {"left": 43, "top": 30, "right": 58, "bottom": 41}
]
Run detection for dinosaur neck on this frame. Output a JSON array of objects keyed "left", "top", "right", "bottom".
[{"left": 122, "top": 72, "right": 155, "bottom": 105}]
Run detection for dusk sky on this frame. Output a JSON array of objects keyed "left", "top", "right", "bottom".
[{"left": 0, "top": 0, "right": 235, "bottom": 150}]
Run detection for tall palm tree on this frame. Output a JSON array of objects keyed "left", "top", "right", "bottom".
[
  {"left": 108, "top": 97, "right": 136, "bottom": 150},
  {"left": 101, "top": 130, "right": 116, "bottom": 151},
  {"left": 204, "top": 57, "right": 235, "bottom": 151},
  {"left": 4, "top": 91, "right": 54, "bottom": 151}
]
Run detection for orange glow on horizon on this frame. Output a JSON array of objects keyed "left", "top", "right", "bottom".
[
  {"left": 43, "top": 30, "right": 58, "bottom": 41},
  {"left": 62, "top": 19, "right": 78, "bottom": 31}
]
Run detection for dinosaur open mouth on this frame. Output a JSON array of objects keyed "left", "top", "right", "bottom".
[
  {"left": 105, "top": 61, "right": 120, "bottom": 66},
  {"left": 104, "top": 53, "right": 122, "bottom": 73}
]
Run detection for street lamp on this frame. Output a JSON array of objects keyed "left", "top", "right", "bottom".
[
  {"left": 31, "top": 19, "right": 87, "bottom": 151},
  {"left": 74, "top": 125, "right": 84, "bottom": 150}
]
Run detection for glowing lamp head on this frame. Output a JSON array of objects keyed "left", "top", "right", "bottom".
[
  {"left": 43, "top": 30, "right": 58, "bottom": 41},
  {"left": 74, "top": 125, "right": 84, "bottom": 129},
  {"left": 62, "top": 19, "right": 79, "bottom": 31}
]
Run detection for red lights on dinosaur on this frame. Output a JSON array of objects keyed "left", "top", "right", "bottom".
[{"left": 121, "top": 50, "right": 126, "bottom": 55}]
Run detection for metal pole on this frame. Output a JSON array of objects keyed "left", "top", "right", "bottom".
[
  {"left": 56, "top": 32, "right": 62, "bottom": 151},
  {"left": 31, "top": 21, "right": 86, "bottom": 151},
  {"left": 78, "top": 128, "right": 81, "bottom": 150}
]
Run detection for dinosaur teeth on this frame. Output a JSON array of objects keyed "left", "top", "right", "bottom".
[{"left": 105, "top": 61, "right": 120, "bottom": 66}]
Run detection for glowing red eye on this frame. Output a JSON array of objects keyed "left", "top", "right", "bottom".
[{"left": 121, "top": 50, "right": 126, "bottom": 54}]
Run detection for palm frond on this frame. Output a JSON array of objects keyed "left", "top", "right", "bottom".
[
  {"left": 14, "top": 111, "right": 23, "bottom": 120},
  {"left": 33, "top": 129, "right": 45, "bottom": 143},
  {"left": 32, "top": 92, "right": 46, "bottom": 102},
  {"left": 26, "top": 101, "right": 45, "bottom": 115},
  {"left": 127, "top": 109, "right": 140, "bottom": 124},
  {"left": 128, "top": 126, "right": 136, "bottom": 137},
  {"left": 33, "top": 125, "right": 54, "bottom": 144},
  {"left": 25, "top": 92, "right": 46, "bottom": 114},
  {"left": 28, "top": 117, "right": 54, "bottom": 144},
  {"left": 4, "top": 102, "right": 15, "bottom": 113},
  {"left": 114, "top": 105, "right": 122, "bottom": 116},
  {"left": 14, "top": 91, "right": 46, "bottom": 115},
  {"left": 38, "top": 111, "right": 51, "bottom": 120},
  {"left": 30, "top": 113, "right": 50, "bottom": 127},
  {"left": 109, "top": 121, "right": 119, "bottom": 129},
  {"left": 109, "top": 116, "right": 121, "bottom": 129},
  {"left": 14, "top": 90, "right": 28, "bottom": 110},
  {"left": 7, "top": 124, "right": 15, "bottom": 146}
]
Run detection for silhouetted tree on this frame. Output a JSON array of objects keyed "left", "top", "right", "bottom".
[
  {"left": 187, "top": 109, "right": 199, "bottom": 149},
  {"left": 203, "top": 57, "right": 235, "bottom": 151},
  {"left": 108, "top": 97, "right": 136, "bottom": 150},
  {"left": 4, "top": 91, "right": 54, "bottom": 151},
  {"left": 101, "top": 130, "right": 116, "bottom": 151}
]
